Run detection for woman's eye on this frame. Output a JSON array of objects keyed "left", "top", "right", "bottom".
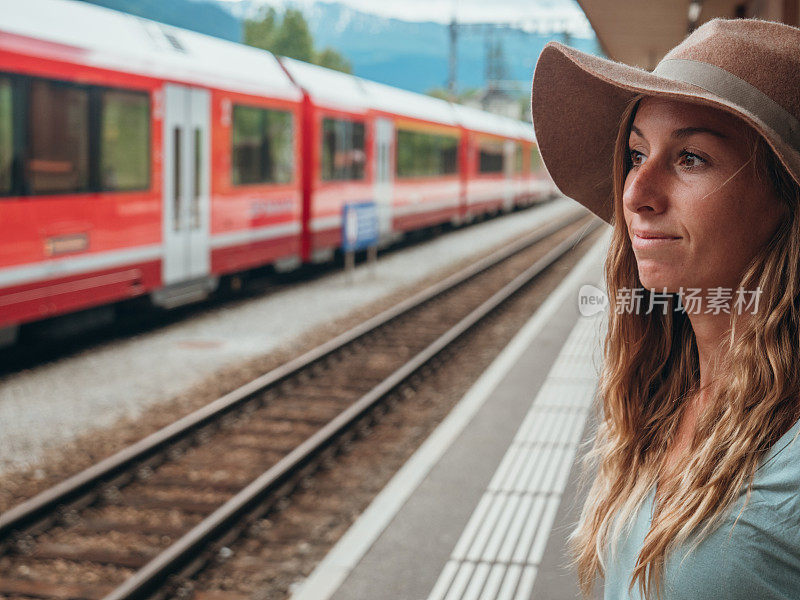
[
  {"left": 679, "top": 151, "right": 706, "bottom": 169},
  {"left": 628, "top": 149, "right": 706, "bottom": 170}
]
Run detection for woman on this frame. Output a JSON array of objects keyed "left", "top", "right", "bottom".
[{"left": 531, "top": 17, "right": 800, "bottom": 600}]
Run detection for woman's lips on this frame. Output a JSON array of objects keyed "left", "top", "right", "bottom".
[{"left": 631, "top": 231, "right": 681, "bottom": 250}]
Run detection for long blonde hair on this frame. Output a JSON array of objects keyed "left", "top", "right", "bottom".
[{"left": 571, "top": 96, "right": 800, "bottom": 599}]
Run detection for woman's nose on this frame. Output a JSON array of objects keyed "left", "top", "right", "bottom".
[{"left": 622, "top": 155, "right": 670, "bottom": 215}]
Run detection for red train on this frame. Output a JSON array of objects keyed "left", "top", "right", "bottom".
[{"left": 0, "top": 0, "right": 555, "bottom": 346}]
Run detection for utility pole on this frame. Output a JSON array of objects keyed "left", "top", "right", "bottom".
[
  {"left": 445, "top": 13, "right": 553, "bottom": 105},
  {"left": 448, "top": 17, "right": 457, "bottom": 95},
  {"left": 485, "top": 26, "right": 509, "bottom": 91}
]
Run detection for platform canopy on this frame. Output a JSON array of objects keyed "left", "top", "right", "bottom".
[{"left": 578, "top": 0, "right": 799, "bottom": 69}]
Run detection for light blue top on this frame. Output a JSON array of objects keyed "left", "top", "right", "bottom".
[{"left": 604, "top": 416, "right": 800, "bottom": 600}]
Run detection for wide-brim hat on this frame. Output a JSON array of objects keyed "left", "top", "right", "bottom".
[{"left": 531, "top": 17, "right": 800, "bottom": 223}]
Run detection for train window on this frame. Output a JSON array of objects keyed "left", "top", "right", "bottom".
[
  {"left": 478, "top": 139, "right": 504, "bottom": 174},
  {"left": 514, "top": 144, "right": 523, "bottom": 174},
  {"left": 232, "top": 105, "right": 293, "bottom": 185},
  {"left": 100, "top": 89, "right": 150, "bottom": 191},
  {"left": 396, "top": 128, "right": 458, "bottom": 178},
  {"left": 0, "top": 78, "right": 11, "bottom": 194},
  {"left": 28, "top": 80, "right": 90, "bottom": 194},
  {"left": 530, "top": 145, "right": 542, "bottom": 171},
  {"left": 321, "top": 118, "right": 366, "bottom": 181}
]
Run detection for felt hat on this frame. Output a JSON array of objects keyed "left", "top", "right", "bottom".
[{"left": 530, "top": 18, "right": 800, "bottom": 223}]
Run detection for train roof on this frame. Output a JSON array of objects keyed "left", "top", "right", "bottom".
[
  {"left": 279, "top": 57, "right": 370, "bottom": 114},
  {"left": 451, "top": 103, "right": 532, "bottom": 141},
  {"left": 274, "top": 58, "right": 539, "bottom": 141},
  {"left": 506, "top": 118, "right": 536, "bottom": 143},
  {"left": 516, "top": 121, "right": 537, "bottom": 143},
  {"left": 358, "top": 78, "right": 460, "bottom": 127},
  {"left": 279, "top": 58, "right": 461, "bottom": 127},
  {"left": 2, "top": 0, "right": 538, "bottom": 140},
  {"left": 0, "top": 0, "right": 302, "bottom": 101}
]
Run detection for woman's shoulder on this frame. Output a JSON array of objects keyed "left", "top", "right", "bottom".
[
  {"left": 749, "top": 414, "right": 800, "bottom": 513},
  {"left": 661, "top": 428, "right": 800, "bottom": 600}
]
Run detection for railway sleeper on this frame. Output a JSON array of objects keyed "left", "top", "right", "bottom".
[
  {"left": 304, "top": 373, "right": 387, "bottom": 391},
  {"left": 0, "top": 578, "right": 114, "bottom": 600},
  {"left": 276, "top": 387, "right": 363, "bottom": 402},
  {"left": 175, "top": 449, "right": 286, "bottom": 470},
  {"left": 259, "top": 404, "right": 343, "bottom": 424},
  {"left": 191, "top": 590, "right": 250, "bottom": 600},
  {"left": 222, "top": 435, "right": 305, "bottom": 454},
  {"left": 149, "top": 463, "right": 258, "bottom": 482},
  {"left": 228, "top": 422, "right": 319, "bottom": 439},
  {"left": 229, "top": 416, "right": 318, "bottom": 433},
  {"left": 142, "top": 475, "right": 254, "bottom": 495},
  {"left": 110, "top": 493, "right": 224, "bottom": 515},
  {"left": 73, "top": 517, "right": 188, "bottom": 538},
  {"left": 268, "top": 392, "right": 356, "bottom": 408},
  {"left": 28, "top": 542, "right": 158, "bottom": 569}
]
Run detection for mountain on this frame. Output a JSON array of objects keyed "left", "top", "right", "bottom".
[
  {"left": 302, "top": 3, "right": 601, "bottom": 94},
  {"left": 77, "top": 0, "right": 601, "bottom": 95},
  {"left": 78, "top": 0, "right": 241, "bottom": 42},
  {"left": 221, "top": 1, "right": 601, "bottom": 94}
]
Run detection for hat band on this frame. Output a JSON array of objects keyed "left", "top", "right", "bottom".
[{"left": 652, "top": 58, "right": 800, "bottom": 151}]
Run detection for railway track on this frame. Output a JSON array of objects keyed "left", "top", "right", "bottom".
[{"left": 0, "top": 210, "right": 601, "bottom": 600}]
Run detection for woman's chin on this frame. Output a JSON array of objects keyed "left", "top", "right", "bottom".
[{"left": 637, "top": 268, "right": 679, "bottom": 293}]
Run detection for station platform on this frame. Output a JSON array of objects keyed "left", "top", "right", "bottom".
[{"left": 291, "top": 230, "right": 610, "bottom": 600}]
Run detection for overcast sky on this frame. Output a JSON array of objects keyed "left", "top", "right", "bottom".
[{"left": 220, "top": 0, "right": 593, "bottom": 36}]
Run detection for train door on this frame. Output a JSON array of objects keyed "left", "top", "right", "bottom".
[
  {"left": 503, "top": 140, "right": 515, "bottom": 211},
  {"left": 162, "top": 84, "right": 210, "bottom": 285},
  {"left": 373, "top": 117, "right": 394, "bottom": 242}
]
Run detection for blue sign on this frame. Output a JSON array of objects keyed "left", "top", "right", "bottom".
[{"left": 342, "top": 201, "right": 379, "bottom": 252}]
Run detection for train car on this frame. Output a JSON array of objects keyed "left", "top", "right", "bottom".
[
  {"left": 511, "top": 122, "right": 533, "bottom": 208},
  {"left": 508, "top": 119, "right": 550, "bottom": 209},
  {"left": 357, "top": 78, "right": 464, "bottom": 233},
  {"left": 0, "top": 0, "right": 553, "bottom": 346},
  {"left": 453, "top": 104, "right": 520, "bottom": 218},
  {"left": 0, "top": 0, "right": 303, "bottom": 344},
  {"left": 278, "top": 57, "right": 381, "bottom": 263},
  {"left": 281, "top": 58, "right": 471, "bottom": 251},
  {"left": 517, "top": 121, "right": 554, "bottom": 207}
]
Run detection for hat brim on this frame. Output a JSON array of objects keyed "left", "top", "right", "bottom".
[{"left": 531, "top": 42, "right": 800, "bottom": 223}]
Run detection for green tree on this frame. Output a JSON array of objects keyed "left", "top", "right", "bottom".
[
  {"left": 272, "top": 8, "right": 314, "bottom": 62},
  {"left": 243, "top": 6, "right": 277, "bottom": 52},
  {"left": 518, "top": 95, "right": 531, "bottom": 122},
  {"left": 425, "top": 87, "right": 481, "bottom": 103},
  {"left": 243, "top": 8, "right": 352, "bottom": 74},
  {"left": 244, "top": 7, "right": 353, "bottom": 73},
  {"left": 426, "top": 87, "right": 453, "bottom": 101},
  {"left": 314, "top": 47, "right": 352, "bottom": 74}
]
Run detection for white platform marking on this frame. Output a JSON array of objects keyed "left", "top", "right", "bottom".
[{"left": 424, "top": 303, "right": 604, "bottom": 599}]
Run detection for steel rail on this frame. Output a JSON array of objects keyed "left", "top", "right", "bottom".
[
  {"left": 103, "top": 217, "right": 602, "bottom": 600},
  {"left": 0, "top": 207, "right": 588, "bottom": 543}
]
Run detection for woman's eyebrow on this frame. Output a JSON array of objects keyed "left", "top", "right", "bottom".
[{"left": 629, "top": 124, "right": 729, "bottom": 140}]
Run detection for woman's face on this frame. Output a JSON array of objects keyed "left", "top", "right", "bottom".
[{"left": 622, "top": 97, "right": 786, "bottom": 293}]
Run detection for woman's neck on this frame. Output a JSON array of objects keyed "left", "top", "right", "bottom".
[
  {"left": 655, "top": 311, "right": 733, "bottom": 501},
  {"left": 687, "top": 311, "right": 732, "bottom": 392}
]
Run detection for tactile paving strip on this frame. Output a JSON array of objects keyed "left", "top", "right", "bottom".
[{"left": 425, "top": 312, "right": 604, "bottom": 600}]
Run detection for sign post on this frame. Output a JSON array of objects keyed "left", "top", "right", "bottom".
[{"left": 342, "top": 201, "right": 379, "bottom": 284}]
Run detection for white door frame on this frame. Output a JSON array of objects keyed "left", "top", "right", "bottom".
[
  {"left": 162, "top": 84, "right": 211, "bottom": 285},
  {"left": 373, "top": 117, "right": 394, "bottom": 240},
  {"left": 503, "top": 140, "right": 515, "bottom": 211}
]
